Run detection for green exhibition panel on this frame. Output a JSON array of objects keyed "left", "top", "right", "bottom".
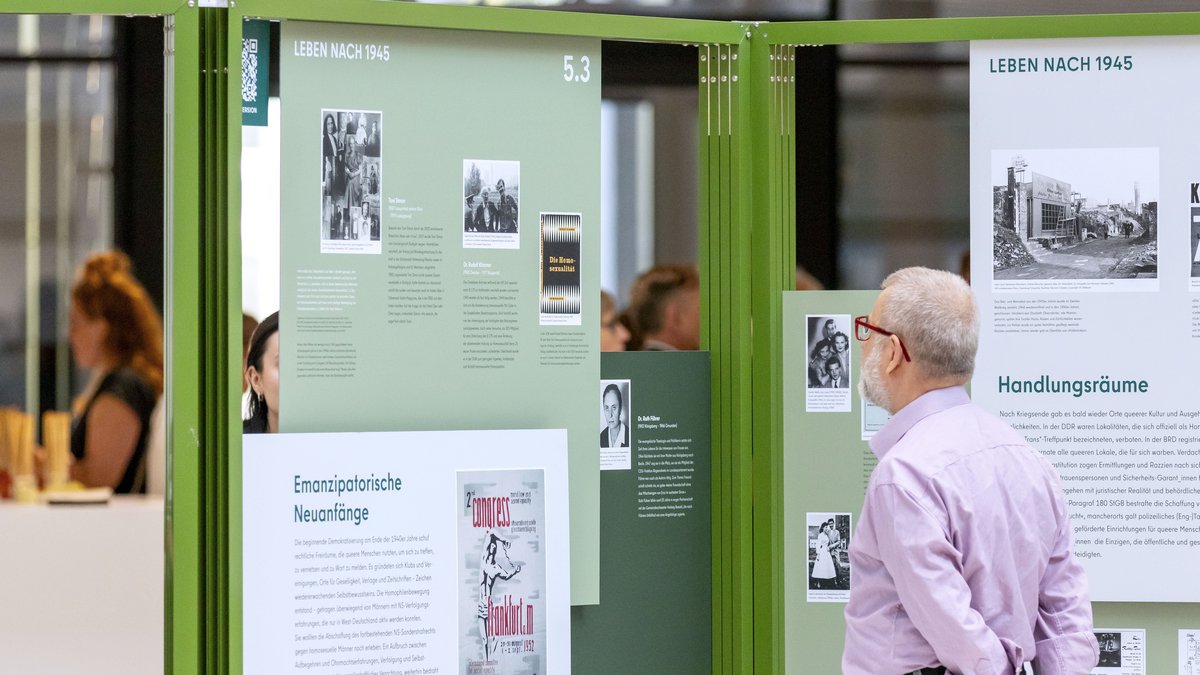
[
  {"left": 771, "top": 13, "right": 1200, "bottom": 675},
  {"left": 225, "top": 3, "right": 747, "bottom": 675},
  {"left": 780, "top": 291, "right": 881, "bottom": 675},
  {"left": 573, "top": 350, "right": 713, "bottom": 674},
  {"left": 276, "top": 18, "right": 603, "bottom": 605}
]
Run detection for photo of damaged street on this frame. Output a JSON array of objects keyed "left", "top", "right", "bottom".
[{"left": 991, "top": 149, "right": 1157, "bottom": 281}]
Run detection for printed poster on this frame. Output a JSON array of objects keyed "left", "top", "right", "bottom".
[
  {"left": 458, "top": 470, "right": 547, "bottom": 675},
  {"left": 241, "top": 429, "right": 571, "bottom": 674},
  {"left": 1092, "top": 629, "right": 1145, "bottom": 675},
  {"left": 539, "top": 212, "right": 582, "bottom": 326}
]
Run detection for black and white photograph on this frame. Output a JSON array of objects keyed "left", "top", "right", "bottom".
[
  {"left": 463, "top": 159, "right": 520, "bottom": 250},
  {"left": 990, "top": 148, "right": 1158, "bottom": 286},
  {"left": 1092, "top": 628, "right": 1146, "bottom": 674},
  {"left": 320, "top": 109, "right": 382, "bottom": 254},
  {"left": 1097, "top": 633, "right": 1122, "bottom": 668},
  {"left": 599, "top": 379, "right": 631, "bottom": 471},
  {"left": 804, "top": 314, "right": 852, "bottom": 413},
  {"left": 806, "top": 512, "right": 851, "bottom": 602}
]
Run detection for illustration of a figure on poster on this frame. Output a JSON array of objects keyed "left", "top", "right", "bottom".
[
  {"left": 320, "top": 108, "right": 382, "bottom": 254},
  {"left": 459, "top": 469, "right": 546, "bottom": 675}
]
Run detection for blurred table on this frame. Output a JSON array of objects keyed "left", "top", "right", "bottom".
[{"left": 0, "top": 495, "right": 163, "bottom": 674}]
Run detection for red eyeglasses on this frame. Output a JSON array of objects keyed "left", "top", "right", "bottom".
[{"left": 853, "top": 316, "right": 911, "bottom": 362}]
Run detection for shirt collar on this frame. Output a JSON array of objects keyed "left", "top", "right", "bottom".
[{"left": 868, "top": 385, "right": 971, "bottom": 460}]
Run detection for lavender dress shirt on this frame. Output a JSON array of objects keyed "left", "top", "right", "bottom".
[{"left": 842, "top": 387, "right": 1099, "bottom": 675}]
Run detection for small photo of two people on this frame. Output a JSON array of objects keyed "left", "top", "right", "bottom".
[{"left": 808, "top": 513, "right": 851, "bottom": 591}]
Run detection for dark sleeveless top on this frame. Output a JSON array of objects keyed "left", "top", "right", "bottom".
[{"left": 70, "top": 367, "right": 157, "bottom": 494}]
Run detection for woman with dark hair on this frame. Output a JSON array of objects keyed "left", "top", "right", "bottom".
[
  {"left": 243, "top": 311, "right": 279, "bottom": 434},
  {"left": 68, "top": 250, "right": 164, "bottom": 493}
]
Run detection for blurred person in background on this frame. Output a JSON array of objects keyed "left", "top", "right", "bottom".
[
  {"left": 795, "top": 265, "right": 825, "bottom": 291},
  {"left": 68, "top": 251, "right": 163, "bottom": 493},
  {"left": 599, "top": 290, "right": 630, "bottom": 352},
  {"left": 626, "top": 264, "right": 701, "bottom": 351},
  {"left": 243, "top": 311, "right": 279, "bottom": 434}
]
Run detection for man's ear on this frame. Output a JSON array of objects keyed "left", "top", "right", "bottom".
[{"left": 884, "top": 334, "right": 905, "bottom": 375}]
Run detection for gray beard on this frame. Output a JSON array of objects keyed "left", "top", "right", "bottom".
[{"left": 858, "top": 345, "right": 892, "bottom": 413}]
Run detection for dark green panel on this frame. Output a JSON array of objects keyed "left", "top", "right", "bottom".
[{"left": 572, "top": 351, "right": 712, "bottom": 674}]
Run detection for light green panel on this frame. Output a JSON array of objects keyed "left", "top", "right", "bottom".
[
  {"left": 278, "top": 20, "right": 601, "bottom": 604},
  {"left": 749, "top": 35, "right": 795, "bottom": 675},
  {"left": 766, "top": 12, "right": 1200, "bottom": 46},
  {"left": 698, "top": 38, "right": 756, "bottom": 675},
  {"left": 239, "top": 0, "right": 744, "bottom": 44},
  {"left": 782, "top": 290, "right": 879, "bottom": 675},
  {"left": 163, "top": 7, "right": 208, "bottom": 675}
]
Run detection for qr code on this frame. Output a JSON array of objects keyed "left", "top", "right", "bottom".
[{"left": 241, "top": 38, "right": 258, "bottom": 103}]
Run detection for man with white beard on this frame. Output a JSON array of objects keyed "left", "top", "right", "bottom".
[{"left": 843, "top": 267, "right": 1098, "bottom": 675}]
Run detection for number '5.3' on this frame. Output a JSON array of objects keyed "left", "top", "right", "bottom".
[{"left": 563, "top": 55, "right": 591, "bottom": 83}]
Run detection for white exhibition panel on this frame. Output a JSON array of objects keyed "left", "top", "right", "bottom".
[
  {"left": 971, "top": 36, "right": 1200, "bottom": 602},
  {"left": 0, "top": 497, "right": 164, "bottom": 675},
  {"left": 243, "top": 429, "right": 571, "bottom": 674}
]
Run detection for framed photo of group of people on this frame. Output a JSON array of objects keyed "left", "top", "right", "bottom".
[{"left": 320, "top": 108, "right": 382, "bottom": 254}]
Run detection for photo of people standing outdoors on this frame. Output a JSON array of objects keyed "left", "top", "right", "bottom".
[
  {"left": 463, "top": 159, "right": 520, "bottom": 250},
  {"left": 320, "top": 108, "right": 382, "bottom": 253},
  {"left": 806, "top": 512, "right": 852, "bottom": 602}
]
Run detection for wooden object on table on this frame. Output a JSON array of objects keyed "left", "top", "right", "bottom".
[
  {"left": 42, "top": 411, "right": 71, "bottom": 490},
  {"left": 7, "top": 411, "right": 36, "bottom": 503}
]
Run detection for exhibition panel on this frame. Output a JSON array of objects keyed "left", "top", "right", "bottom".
[
  {"left": 242, "top": 429, "right": 572, "bottom": 674},
  {"left": 573, "top": 351, "right": 713, "bottom": 674},
  {"left": 226, "top": 3, "right": 746, "bottom": 674},
  {"left": 771, "top": 12, "right": 1200, "bottom": 675}
]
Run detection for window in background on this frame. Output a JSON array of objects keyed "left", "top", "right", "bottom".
[
  {"left": 837, "top": 41, "right": 970, "bottom": 290},
  {"left": 0, "top": 14, "right": 115, "bottom": 418}
]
